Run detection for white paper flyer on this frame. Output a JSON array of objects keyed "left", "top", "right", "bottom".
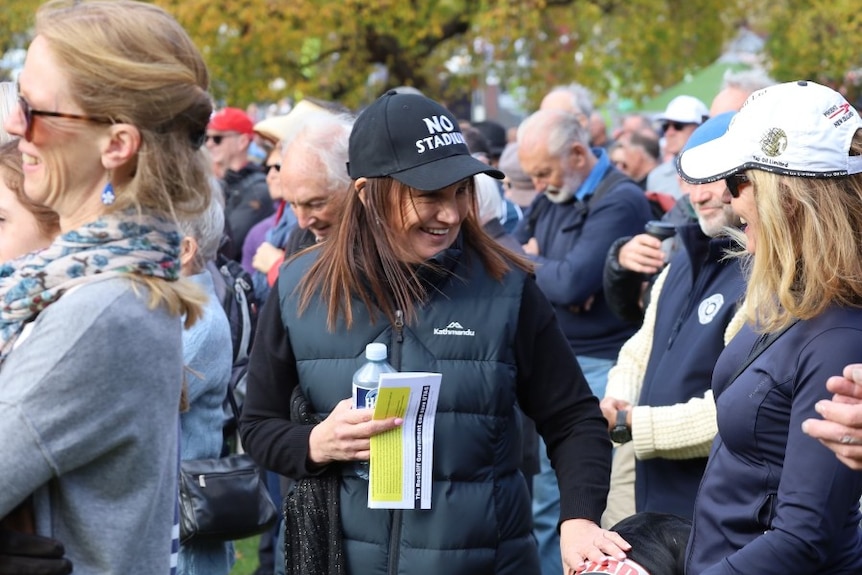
[{"left": 368, "top": 371, "right": 441, "bottom": 509}]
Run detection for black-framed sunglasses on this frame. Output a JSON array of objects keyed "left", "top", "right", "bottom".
[
  {"left": 204, "top": 133, "right": 241, "bottom": 146},
  {"left": 18, "top": 94, "right": 113, "bottom": 142},
  {"left": 661, "top": 121, "right": 691, "bottom": 133},
  {"left": 266, "top": 163, "right": 281, "bottom": 173},
  {"left": 725, "top": 173, "right": 750, "bottom": 198}
]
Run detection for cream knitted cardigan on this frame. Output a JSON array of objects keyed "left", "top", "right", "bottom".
[{"left": 604, "top": 263, "right": 747, "bottom": 460}]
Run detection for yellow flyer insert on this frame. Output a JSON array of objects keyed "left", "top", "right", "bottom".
[{"left": 368, "top": 372, "right": 441, "bottom": 509}]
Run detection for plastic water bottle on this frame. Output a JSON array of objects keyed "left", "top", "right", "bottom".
[{"left": 352, "top": 342, "right": 396, "bottom": 479}]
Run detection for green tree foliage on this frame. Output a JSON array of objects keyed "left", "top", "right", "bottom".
[
  {"left": 153, "top": 0, "right": 739, "bottom": 108},
  {"left": 1, "top": 0, "right": 859, "bottom": 109},
  {"left": 0, "top": 0, "right": 40, "bottom": 81},
  {"left": 758, "top": 0, "right": 862, "bottom": 102}
]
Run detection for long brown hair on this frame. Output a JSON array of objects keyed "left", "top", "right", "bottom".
[{"left": 297, "top": 177, "right": 533, "bottom": 331}]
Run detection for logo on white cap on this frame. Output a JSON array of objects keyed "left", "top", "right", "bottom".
[
  {"left": 678, "top": 80, "right": 862, "bottom": 183},
  {"left": 760, "top": 128, "right": 787, "bottom": 158}
]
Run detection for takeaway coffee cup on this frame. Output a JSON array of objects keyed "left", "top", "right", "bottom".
[{"left": 644, "top": 220, "right": 677, "bottom": 262}]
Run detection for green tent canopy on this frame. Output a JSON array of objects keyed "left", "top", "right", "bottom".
[{"left": 638, "top": 61, "right": 750, "bottom": 113}]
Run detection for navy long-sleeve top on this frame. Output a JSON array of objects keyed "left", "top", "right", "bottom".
[{"left": 687, "top": 305, "right": 862, "bottom": 574}]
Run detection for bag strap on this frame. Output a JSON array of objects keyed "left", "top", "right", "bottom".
[
  {"left": 586, "top": 168, "right": 630, "bottom": 211},
  {"left": 226, "top": 384, "right": 241, "bottom": 428},
  {"left": 725, "top": 319, "right": 799, "bottom": 387}
]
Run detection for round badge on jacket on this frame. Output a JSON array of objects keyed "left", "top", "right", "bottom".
[{"left": 698, "top": 293, "right": 725, "bottom": 325}]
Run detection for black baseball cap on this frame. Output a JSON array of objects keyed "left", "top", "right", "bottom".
[{"left": 347, "top": 91, "right": 504, "bottom": 191}]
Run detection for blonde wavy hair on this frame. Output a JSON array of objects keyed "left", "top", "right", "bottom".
[
  {"left": 35, "top": 0, "right": 214, "bottom": 324},
  {"left": 731, "top": 129, "right": 862, "bottom": 332}
]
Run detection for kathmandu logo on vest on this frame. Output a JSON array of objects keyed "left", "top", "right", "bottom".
[
  {"left": 416, "top": 115, "right": 466, "bottom": 153},
  {"left": 433, "top": 321, "right": 475, "bottom": 337},
  {"left": 698, "top": 293, "right": 725, "bottom": 325}
]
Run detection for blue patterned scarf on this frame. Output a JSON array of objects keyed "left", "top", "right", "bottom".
[{"left": 0, "top": 212, "right": 182, "bottom": 362}]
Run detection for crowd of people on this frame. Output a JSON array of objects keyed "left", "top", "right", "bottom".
[{"left": 2, "top": 2, "right": 862, "bottom": 575}]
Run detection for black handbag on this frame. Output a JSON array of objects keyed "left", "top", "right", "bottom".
[{"left": 177, "top": 388, "right": 278, "bottom": 544}]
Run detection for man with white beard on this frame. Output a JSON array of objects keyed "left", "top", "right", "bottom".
[{"left": 514, "top": 108, "right": 653, "bottom": 575}]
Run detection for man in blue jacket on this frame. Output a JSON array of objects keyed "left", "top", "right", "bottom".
[
  {"left": 600, "top": 113, "right": 747, "bottom": 523},
  {"left": 515, "top": 108, "right": 652, "bottom": 575}
]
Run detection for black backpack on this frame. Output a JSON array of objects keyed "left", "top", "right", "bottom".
[{"left": 209, "top": 253, "right": 259, "bottom": 449}]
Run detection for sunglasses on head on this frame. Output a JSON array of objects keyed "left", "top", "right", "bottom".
[
  {"left": 661, "top": 121, "right": 691, "bottom": 133},
  {"left": 725, "top": 173, "right": 750, "bottom": 198},
  {"left": 17, "top": 94, "right": 113, "bottom": 142},
  {"left": 205, "top": 133, "right": 240, "bottom": 146}
]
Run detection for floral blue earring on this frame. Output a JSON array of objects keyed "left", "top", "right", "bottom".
[{"left": 101, "top": 181, "right": 116, "bottom": 205}]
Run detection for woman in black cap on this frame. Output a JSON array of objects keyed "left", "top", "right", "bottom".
[{"left": 240, "top": 91, "right": 630, "bottom": 575}]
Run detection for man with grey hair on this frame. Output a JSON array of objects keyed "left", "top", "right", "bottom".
[
  {"left": 252, "top": 111, "right": 355, "bottom": 295},
  {"left": 615, "top": 129, "right": 661, "bottom": 189},
  {"left": 540, "top": 83, "right": 594, "bottom": 132},
  {"left": 514, "top": 108, "right": 653, "bottom": 575},
  {"left": 709, "top": 68, "right": 775, "bottom": 116}
]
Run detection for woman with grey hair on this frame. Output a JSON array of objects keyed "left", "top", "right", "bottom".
[{"left": 176, "top": 186, "right": 234, "bottom": 575}]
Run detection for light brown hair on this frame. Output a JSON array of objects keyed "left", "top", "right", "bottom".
[
  {"left": 35, "top": 0, "right": 212, "bottom": 325},
  {"left": 35, "top": 0, "right": 212, "bottom": 221},
  {"left": 731, "top": 129, "right": 862, "bottom": 332}
]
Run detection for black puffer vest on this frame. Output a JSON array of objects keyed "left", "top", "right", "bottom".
[{"left": 278, "top": 246, "right": 540, "bottom": 575}]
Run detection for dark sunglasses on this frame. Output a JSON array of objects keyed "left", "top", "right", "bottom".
[
  {"left": 18, "top": 94, "right": 112, "bottom": 142},
  {"left": 661, "top": 121, "right": 691, "bottom": 133},
  {"left": 266, "top": 163, "right": 281, "bottom": 173},
  {"left": 205, "top": 133, "right": 239, "bottom": 146},
  {"left": 725, "top": 173, "right": 750, "bottom": 198}
]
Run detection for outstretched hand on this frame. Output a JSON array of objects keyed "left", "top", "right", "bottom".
[
  {"left": 802, "top": 364, "right": 862, "bottom": 470},
  {"left": 560, "top": 518, "right": 631, "bottom": 574},
  {"left": 308, "top": 398, "right": 403, "bottom": 465},
  {"left": 0, "top": 530, "right": 72, "bottom": 575}
]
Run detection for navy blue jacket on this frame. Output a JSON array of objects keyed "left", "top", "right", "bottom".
[
  {"left": 634, "top": 224, "right": 745, "bottom": 519},
  {"left": 687, "top": 306, "right": 862, "bottom": 575},
  {"left": 514, "top": 167, "right": 652, "bottom": 358}
]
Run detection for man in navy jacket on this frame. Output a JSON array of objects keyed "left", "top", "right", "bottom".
[
  {"left": 515, "top": 108, "right": 652, "bottom": 575},
  {"left": 600, "top": 112, "right": 746, "bottom": 523}
]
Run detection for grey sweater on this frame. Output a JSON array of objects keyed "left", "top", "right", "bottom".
[{"left": 0, "top": 278, "right": 185, "bottom": 575}]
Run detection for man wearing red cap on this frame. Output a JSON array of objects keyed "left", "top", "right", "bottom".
[{"left": 206, "top": 107, "right": 274, "bottom": 261}]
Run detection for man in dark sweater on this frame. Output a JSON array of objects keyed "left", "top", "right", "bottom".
[{"left": 514, "top": 108, "right": 653, "bottom": 575}]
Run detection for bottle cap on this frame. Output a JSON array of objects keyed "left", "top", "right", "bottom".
[
  {"left": 365, "top": 342, "right": 388, "bottom": 361},
  {"left": 644, "top": 220, "right": 677, "bottom": 241}
]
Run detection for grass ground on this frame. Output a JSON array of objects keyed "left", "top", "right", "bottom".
[{"left": 230, "top": 535, "right": 261, "bottom": 574}]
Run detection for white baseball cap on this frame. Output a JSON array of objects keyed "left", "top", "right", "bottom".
[
  {"left": 678, "top": 80, "right": 862, "bottom": 183},
  {"left": 657, "top": 95, "right": 709, "bottom": 125}
]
